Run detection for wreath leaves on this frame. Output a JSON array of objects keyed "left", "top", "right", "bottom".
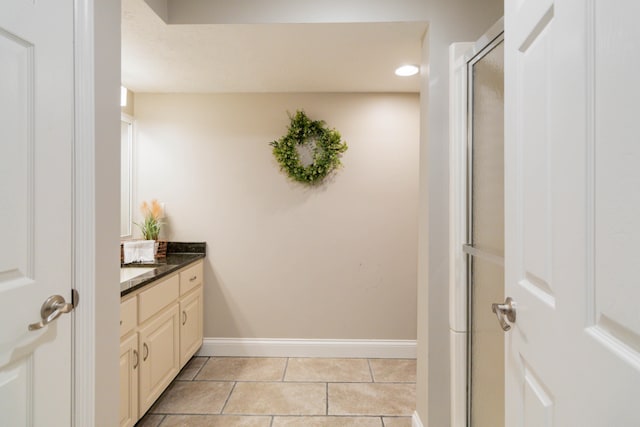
[{"left": 270, "top": 110, "right": 348, "bottom": 185}]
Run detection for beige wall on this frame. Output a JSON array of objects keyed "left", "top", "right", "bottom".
[{"left": 133, "top": 92, "right": 419, "bottom": 340}]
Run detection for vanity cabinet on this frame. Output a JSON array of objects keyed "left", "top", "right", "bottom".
[
  {"left": 179, "top": 288, "right": 202, "bottom": 366},
  {"left": 119, "top": 295, "right": 138, "bottom": 427},
  {"left": 119, "top": 333, "right": 138, "bottom": 427},
  {"left": 119, "top": 259, "right": 203, "bottom": 426},
  {"left": 138, "top": 303, "right": 180, "bottom": 414},
  {"left": 179, "top": 262, "right": 203, "bottom": 366}
]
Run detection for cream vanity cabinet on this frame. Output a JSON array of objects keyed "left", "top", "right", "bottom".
[
  {"left": 119, "top": 328, "right": 138, "bottom": 427},
  {"left": 119, "top": 260, "right": 203, "bottom": 427},
  {"left": 179, "top": 262, "right": 204, "bottom": 366}
]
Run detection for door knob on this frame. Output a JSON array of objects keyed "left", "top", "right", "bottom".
[
  {"left": 28, "top": 290, "right": 79, "bottom": 331},
  {"left": 492, "top": 297, "right": 516, "bottom": 331}
]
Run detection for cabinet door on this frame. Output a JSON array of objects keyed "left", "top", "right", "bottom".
[
  {"left": 119, "top": 333, "right": 139, "bottom": 427},
  {"left": 138, "top": 304, "right": 180, "bottom": 415},
  {"left": 179, "top": 286, "right": 203, "bottom": 367}
]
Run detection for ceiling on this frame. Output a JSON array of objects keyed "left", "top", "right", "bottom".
[{"left": 121, "top": 0, "right": 427, "bottom": 93}]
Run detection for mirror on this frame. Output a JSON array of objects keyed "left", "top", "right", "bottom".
[{"left": 121, "top": 113, "right": 134, "bottom": 237}]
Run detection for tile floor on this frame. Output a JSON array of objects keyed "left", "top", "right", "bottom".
[{"left": 136, "top": 356, "right": 416, "bottom": 427}]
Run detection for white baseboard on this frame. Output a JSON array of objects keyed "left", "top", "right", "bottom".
[
  {"left": 412, "top": 411, "right": 425, "bottom": 427},
  {"left": 198, "top": 337, "right": 416, "bottom": 359}
]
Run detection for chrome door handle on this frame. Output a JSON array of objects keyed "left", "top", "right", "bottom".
[
  {"left": 28, "top": 290, "right": 79, "bottom": 331},
  {"left": 492, "top": 297, "right": 516, "bottom": 331}
]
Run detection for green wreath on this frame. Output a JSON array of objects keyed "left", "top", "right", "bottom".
[{"left": 270, "top": 110, "right": 348, "bottom": 185}]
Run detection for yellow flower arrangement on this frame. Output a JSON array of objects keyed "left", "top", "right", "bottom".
[{"left": 136, "top": 199, "right": 163, "bottom": 240}]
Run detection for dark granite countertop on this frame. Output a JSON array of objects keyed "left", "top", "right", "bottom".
[{"left": 120, "top": 242, "right": 206, "bottom": 297}]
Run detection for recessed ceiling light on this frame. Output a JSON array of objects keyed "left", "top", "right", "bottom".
[{"left": 395, "top": 64, "right": 419, "bottom": 77}]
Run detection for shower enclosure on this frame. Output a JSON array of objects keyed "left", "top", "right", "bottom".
[
  {"left": 449, "top": 19, "right": 504, "bottom": 427},
  {"left": 465, "top": 32, "right": 504, "bottom": 427}
]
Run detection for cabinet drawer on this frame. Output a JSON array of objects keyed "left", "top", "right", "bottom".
[
  {"left": 179, "top": 261, "right": 203, "bottom": 295},
  {"left": 138, "top": 274, "right": 179, "bottom": 323},
  {"left": 120, "top": 296, "right": 137, "bottom": 337}
]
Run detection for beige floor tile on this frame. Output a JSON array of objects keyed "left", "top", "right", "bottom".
[
  {"left": 184, "top": 356, "right": 208, "bottom": 369},
  {"left": 175, "top": 366, "right": 200, "bottom": 381},
  {"left": 328, "top": 383, "right": 415, "bottom": 416},
  {"left": 176, "top": 357, "right": 209, "bottom": 381},
  {"left": 285, "top": 358, "right": 372, "bottom": 382},
  {"left": 383, "top": 417, "right": 413, "bottom": 427},
  {"left": 159, "top": 415, "right": 272, "bottom": 427},
  {"left": 135, "top": 413, "right": 165, "bottom": 427},
  {"left": 196, "top": 357, "right": 287, "bottom": 381},
  {"left": 151, "top": 381, "right": 234, "bottom": 414},
  {"left": 369, "top": 359, "right": 417, "bottom": 383},
  {"left": 272, "top": 416, "right": 383, "bottom": 427},
  {"left": 224, "top": 382, "right": 326, "bottom": 415}
]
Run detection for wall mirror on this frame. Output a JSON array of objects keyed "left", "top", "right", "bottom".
[{"left": 121, "top": 113, "right": 134, "bottom": 238}]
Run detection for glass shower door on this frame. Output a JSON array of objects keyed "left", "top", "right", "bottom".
[{"left": 465, "top": 35, "right": 504, "bottom": 427}]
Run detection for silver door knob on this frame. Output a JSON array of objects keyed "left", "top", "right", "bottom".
[
  {"left": 28, "top": 290, "right": 79, "bottom": 331},
  {"left": 491, "top": 297, "right": 516, "bottom": 331}
]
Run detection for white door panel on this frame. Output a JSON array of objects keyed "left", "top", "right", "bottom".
[
  {"left": 592, "top": 0, "right": 640, "bottom": 361},
  {"left": 522, "top": 365, "right": 553, "bottom": 427},
  {"left": 0, "top": 0, "right": 74, "bottom": 425},
  {"left": 505, "top": 0, "right": 640, "bottom": 425}
]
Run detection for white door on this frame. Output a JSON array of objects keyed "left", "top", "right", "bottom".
[
  {"left": 504, "top": 0, "right": 640, "bottom": 425},
  {"left": 0, "top": 0, "right": 75, "bottom": 425}
]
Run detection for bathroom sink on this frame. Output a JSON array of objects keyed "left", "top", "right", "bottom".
[{"left": 120, "top": 267, "right": 155, "bottom": 282}]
